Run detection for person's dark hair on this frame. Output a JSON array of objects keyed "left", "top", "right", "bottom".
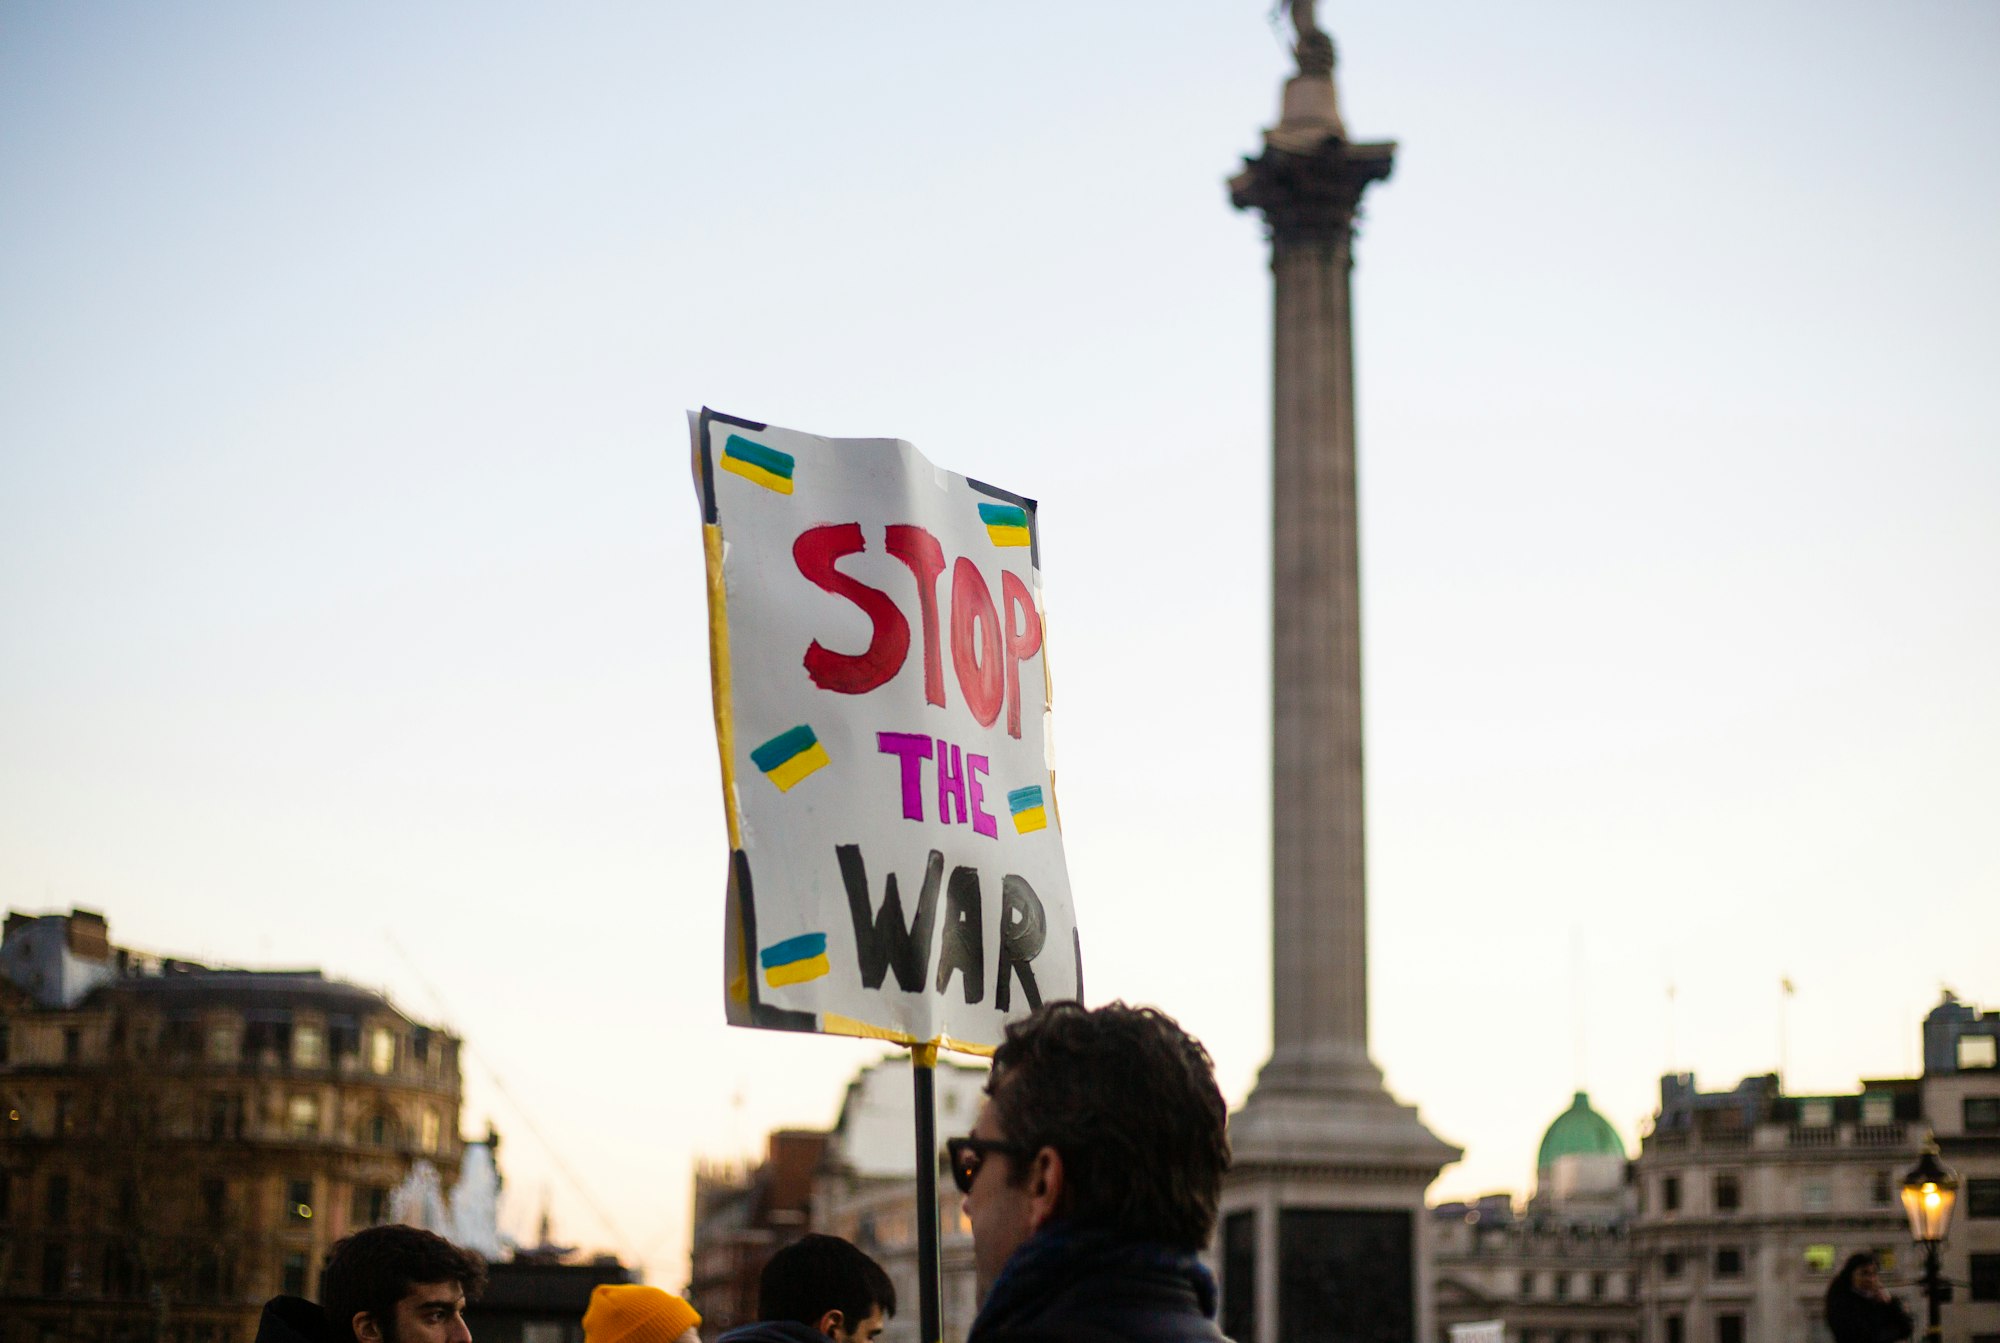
[
  {"left": 321, "top": 1224, "right": 487, "bottom": 1341},
  {"left": 986, "top": 999, "right": 1230, "bottom": 1251},
  {"left": 758, "top": 1233, "right": 896, "bottom": 1328},
  {"left": 1826, "top": 1251, "right": 1879, "bottom": 1311}
]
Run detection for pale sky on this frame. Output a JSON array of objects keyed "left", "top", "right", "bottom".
[{"left": 4, "top": 1, "right": 1997, "bottom": 1290}]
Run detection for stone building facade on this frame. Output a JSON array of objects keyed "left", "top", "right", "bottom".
[
  {"left": 1432, "top": 1091, "right": 1640, "bottom": 1343},
  {"left": 1630, "top": 1071, "right": 1924, "bottom": 1343},
  {"left": 0, "top": 908, "right": 463, "bottom": 1343}
]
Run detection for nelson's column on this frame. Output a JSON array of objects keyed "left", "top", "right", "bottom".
[{"left": 1217, "top": 10, "right": 1460, "bottom": 1343}]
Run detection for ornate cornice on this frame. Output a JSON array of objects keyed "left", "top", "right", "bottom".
[{"left": 1230, "top": 138, "right": 1395, "bottom": 245}]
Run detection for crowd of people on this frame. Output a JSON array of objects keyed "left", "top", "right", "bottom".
[{"left": 253, "top": 1000, "right": 1232, "bottom": 1343}]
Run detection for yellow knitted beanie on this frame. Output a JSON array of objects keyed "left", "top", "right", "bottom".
[{"left": 583, "top": 1284, "right": 702, "bottom": 1343}]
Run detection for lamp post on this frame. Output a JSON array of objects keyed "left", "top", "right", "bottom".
[{"left": 1900, "top": 1143, "right": 1959, "bottom": 1343}]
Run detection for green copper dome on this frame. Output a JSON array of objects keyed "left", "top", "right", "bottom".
[{"left": 1537, "top": 1091, "right": 1625, "bottom": 1169}]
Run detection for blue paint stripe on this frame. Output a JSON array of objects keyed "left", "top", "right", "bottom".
[
  {"left": 724, "top": 434, "right": 795, "bottom": 480},
  {"left": 760, "top": 932, "right": 829, "bottom": 968},
  {"left": 751, "top": 724, "right": 819, "bottom": 772},
  {"left": 978, "top": 502, "right": 1029, "bottom": 528},
  {"left": 1007, "top": 785, "right": 1044, "bottom": 813}
]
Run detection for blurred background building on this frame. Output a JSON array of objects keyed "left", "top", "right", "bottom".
[{"left": 0, "top": 907, "right": 466, "bottom": 1342}]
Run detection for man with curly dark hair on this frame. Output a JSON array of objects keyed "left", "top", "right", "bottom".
[
  {"left": 948, "top": 1000, "right": 1231, "bottom": 1343},
  {"left": 254, "top": 1223, "right": 487, "bottom": 1343}
]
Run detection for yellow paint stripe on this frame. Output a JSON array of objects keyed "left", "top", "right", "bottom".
[
  {"left": 766, "top": 740, "right": 830, "bottom": 791},
  {"left": 1011, "top": 806, "right": 1047, "bottom": 834},
  {"left": 704, "top": 524, "right": 741, "bottom": 851},
  {"left": 720, "top": 457, "right": 795, "bottom": 494},
  {"left": 765, "top": 953, "right": 831, "bottom": 988},
  {"left": 814, "top": 1016, "right": 999, "bottom": 1059},
  {"left": 986, "top": 524, "right": 1031, "bottom": 547}
]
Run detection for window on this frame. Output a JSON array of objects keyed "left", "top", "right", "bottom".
[
  {"left": 1874, "top": 1247, "right": 1899, "bottom": 1273},
  {"left": 1715, "top": 1172, "right": 1741, "bottom": 1211},
  {"left": 1872, "top": 1170, "right": 1893, "bottom": 1206},
  {"left": 293, "top": 1024, "right": 324, "bottom": 1068},
  {"left": 202, "top": 1177, "right": 226, "bottom": 1228},
  {"left": 1664, "top": 1315, "right": 1684, "bottom": 1343},
  {"left": 1591, "top": 1272, "right": 1606, "bottom": 1301},
  {"left": 286, "top": 1178, "right": 313, "bottom": 1223},
  {"left": 1806, "top": 1244, "right": 1836, "bottom": 1272},
  {"left": 1717, "top": 1313, "right": 1745, "bottom": 1343},
  {"left": 1961, "top": 1035, "right": 1998, "bottom": 1070},
  {"left": 421, "top": 1108, "right": 442, "bottom": 1153},
  {"left": 287, "top": 1095, "right": 319, "bottom": 1138},
  {"left": 1967, "top": 1097, "right": 2000, "bottom": 1132},
  {"left": 46, "top": 1173, "right": 69, "bottom": 1224},
  {"left": 1662, "top": 1251, "right": 1683, "bottom": 1279},
  {"left": 1716, "top": 1247, "right": 1743, "bottom": 1277},
  {"left": 1800, "top": 1099, "right": 1834, "bottom": 1127},
  {"left": 205, "top": 1022, "right": 238, "bottom": 1064},
  {"left": 117, "top": 1178, "right": 137, "bottom": 1220},
  {"left": 1969, "top": 1179, "right": 2000, "bottom": 1219},
  {"left": 282, "top": 1252, "right": 308, "bottom": 1298},
  {"left": 1662, "top": 1176, "right": 1681, "bottom": 1212},
  {"left": 351, "top": 1185, "right": 389, "bottom": 1227},
  {"left": 1862, "top": 1092, "right": 1895, "bottom": 1124},
  {"left": 1554, "top": 1272, "right": 1569, "bottom": 1300},
  {"left": 0, "top": 1023, "right": 10, "bottom": 1063},
  {"left": 42, "top": 1242, "right": 67, "bottom": 1296},
  {"left": 63, "top": 1028, "right": 80, "bottom": 1063},
  {"left": 1803, "top": 1180, "right": 1830, "bottom": 1211},
  {"left": 243, "top": 1012, "right": 292, "bottom": 1061},
  {"left": 369, "top": 1027, "right": 396, "bottom": 1075},
  {"left": 1971, "top": 1254, "right": 2000, "bottom": 1302},
  {"left": 1520, "top": 1271, "right": 1536, "bottom": 1297},
  {"left": 0, "top": 1170, "right": 9, "bottom": 1218},
  {"left": 54, "top": 1092, "right": 74, "bottom": 1135}
]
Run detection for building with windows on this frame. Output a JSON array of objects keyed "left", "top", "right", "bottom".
[
  {"left": 1629, "top": 1068, "right": 1924, "bottom": 1343},
  {"left": 687, "top": 1053, "right": 989, "bottom": 1343},
  {"left": 687, "top": 1127, "right": 828, "bottom": 1334},
  {"left": 1627, "top": 992, "right": 2000, "bottom": 1343},
  {"left": 0, "top": 907, "right": 464, "bottom": 1343},
  {"left": 1921, "top": 992, "right": 2000, "bottom": 1343},
  {"left": 1432, "top": 1092, "right": 1640, "bottom": 1343}
]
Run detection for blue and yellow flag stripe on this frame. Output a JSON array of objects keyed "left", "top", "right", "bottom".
[
  {"left": 751, "top": 724, "right": 829, "bottom": 791},
  {"left": 1008, "top": 784, "right": 1047, "bottom": 834},
  {"left": 760, "top": 932, "right": 830, "bottom": 988},
  {"left": 979, "top": 501, "right": 1031, "bottom": 547},
  {"left": 721, "top": 434, "right": 796, "bottom": 494}
]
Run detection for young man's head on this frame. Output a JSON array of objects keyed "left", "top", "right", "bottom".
[
  {"left": 953, "top": 1000, "right": 1230, "bottom": 1293},
  {"left": 320, "top": 1224, "right": 487, "bottom": 1343},
  {"left": 756, "top": 1234, "right": 896, "bottom": 1343}
]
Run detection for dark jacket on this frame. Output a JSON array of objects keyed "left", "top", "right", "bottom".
[
  {"left": 1825, "top": 1287, "right": 1914, "bottom": 1343},
  {"left": 967, "top": 1223, "right": 1228, "bottom": 1343},
  {"left": 255, "top": 1295, "right": 341, "bottom": 1343},
  {"left": 719, "top": 1322, "right": 833, "bottom": 1343}
]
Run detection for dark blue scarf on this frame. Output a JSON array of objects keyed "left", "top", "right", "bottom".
[{"left": 970, "top": 1221, "right": 1218, "bottom": 1342}]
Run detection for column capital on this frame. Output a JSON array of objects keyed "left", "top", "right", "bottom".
[{"left": 1230, "top": 139, "right": 1395, "bottom": 246}]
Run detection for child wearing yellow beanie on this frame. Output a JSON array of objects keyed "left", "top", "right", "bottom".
[{"left": 583, "top": 1284, "right": 702, "bottom": 1343}]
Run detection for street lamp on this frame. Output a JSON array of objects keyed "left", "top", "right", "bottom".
[{"left": 1900, "top": 1143, "right": 1959, "bottom": 1343}]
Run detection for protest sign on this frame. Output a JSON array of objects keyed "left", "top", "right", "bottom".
[{"left": 692, "top": 408, "right": 1081, "bottom": 1055}]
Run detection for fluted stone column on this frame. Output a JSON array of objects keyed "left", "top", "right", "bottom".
[{"left": 1216, "top": 18, "right": 1459, "bottom": 1343}]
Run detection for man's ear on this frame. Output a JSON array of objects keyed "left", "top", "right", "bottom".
[
  {"left": 815, "top": 1308, "right": 845, "bottom": 1339},
  {"left": 353, "top": 1312, "right": 384, "bottom": 1343},
  {"left": 1024, "top": 1145, "right": 1066, "bottom": 1232}
]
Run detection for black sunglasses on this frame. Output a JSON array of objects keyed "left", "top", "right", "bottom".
[{"left": 945, "top": 1136, "right": 1031, "bottom": 1194}]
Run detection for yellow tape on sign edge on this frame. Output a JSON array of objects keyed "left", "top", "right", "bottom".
[
  {"left": 704, "top": 523, "right": 741, "bottom": 851},
  {"left": 818, "top": 1013, "right": 997, "bottom": 1059}
]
